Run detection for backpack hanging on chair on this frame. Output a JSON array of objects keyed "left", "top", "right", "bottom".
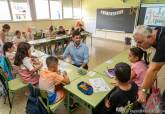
[
  {"left": 26, "top": 84, "right": 51, "bottom": 114},
  {"left": 0, "top": 56, "right": 15, "bottom": 80},
  {"left": 0, "top": 67, "right": 12, "bottom": 112}
]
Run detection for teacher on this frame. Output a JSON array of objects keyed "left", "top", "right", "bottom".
[{"left": 133, "top": 25, "right": 165, "bottom": 110}]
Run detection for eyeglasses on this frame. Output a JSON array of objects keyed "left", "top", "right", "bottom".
[{"left": 136, "top": 40, "right": 144, "bottom": 44}]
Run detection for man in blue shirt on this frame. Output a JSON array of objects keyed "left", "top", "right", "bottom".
[{"left": 63, "top": 30, "right": 89, "bottom": 70}]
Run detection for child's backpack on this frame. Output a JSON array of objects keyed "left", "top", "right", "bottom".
[
  {"left": 26, "top": 84, "right": 50, "bottom": 114},
  {"left": 0, "top": 56, "right": 15, "bottom": 80},
  {"left": 144, "top": 87, "right": 162, "bottom": 114},
  {"left": 0, "top": 67, "right": 12, "bottom": 110}
]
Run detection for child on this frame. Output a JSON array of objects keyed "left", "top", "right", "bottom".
[
  {"left": 22, "top": 32, "right": 28, "bottom": 42},
  {"left": 14, "top": 42, "right": 42, "bottom": 85},
  {"left": 94, "top": 62, "right": 140, "bottom": 114},
  {"left": 39, "top": 56, "right": 70, "bottom": 104},
  {"left": 46, "top": 25, "right": 56, "bottom": 38},
  {"left": 128, "top": 47, "right": 148, "bottom": 87},
  {"left": 69, "top": 27, "right": 75, "bottom": 36},
  {"left": 27, "top": 27, "right": 34, "bottom": 41},
  {"left": 3, "top": 42, "right": 15, "bottom": 64},
  {"left": 12, "top": 30, "right": 26, "bottom": 46},
  {"left": 76, "top": 23, "right": 84, "bottom": 33},
  {"left": 56, "top": 26, "right": 66, "bottom": 36}
]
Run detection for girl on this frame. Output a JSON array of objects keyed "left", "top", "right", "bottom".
[
  {"left": 128, "top": 47, "right": 149, "bottom": 88},
  {"left": 14, "top": 42, "right": 43, "bottom": 85},
  {"left": 3, "top": 42, "right": 15, "bottom": 64},
  {"left": 0, "top": 24, "right": 10, "bottom": 55},
  {"left": 46, "top": 25, "right": 56, "bottom": 38},
  {"left": 27, "top": 27, "right": 34, "bottom": 41},
  {"left": 12, "top": 30, "right": 26, "bottom": 46}
]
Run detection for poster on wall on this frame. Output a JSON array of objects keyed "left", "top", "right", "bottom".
[
  {"left": 144, "top": 7, "right": 165, "bottom": 26},
  {"left": 138, "top": 4, "right": 165, "bottom": 27}
]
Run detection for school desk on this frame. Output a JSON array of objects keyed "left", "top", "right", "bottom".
[
  {"left": 64, "top": 72, "right": 114, "bottom": 114},
  {"left": 93, "top": 49, "right": 129, "bottom": 76}
]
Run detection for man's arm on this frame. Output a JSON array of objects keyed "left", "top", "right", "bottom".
[
  {"left": 142, "top": 62, "right": 163, "bottom": 89},
  {"left": 62, "top": 45, "right": 70, "bottom": 60},
  {"left": 81, "top": 46, "right": 89, "bottom": 68}
]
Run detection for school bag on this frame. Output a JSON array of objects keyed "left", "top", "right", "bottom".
[
  {"left": 26, "top": 84, "right": 51, "bottom": 114},
  {"left": 144, "top": 86, "right": 162, "bottom": 114},
  {"left": 0, "top": 67, "right": 12, "bottom": 111},
  {"left": 0, "top": 56, "right": 15, "bottom": 80}
]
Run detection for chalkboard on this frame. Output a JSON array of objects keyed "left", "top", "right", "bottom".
[{"left": 96, "top": 8, "right": 137, "bottom": 33}]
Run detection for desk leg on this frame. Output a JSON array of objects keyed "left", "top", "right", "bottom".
[
  {"left": 91, "top": 35, "right": 92, "bottom": 48},
  {"left": 66, "top": 93, "right": 71, "bottom": 113},
  {"left": 87, "top": 105, "right": 93, "bottom": 114}
]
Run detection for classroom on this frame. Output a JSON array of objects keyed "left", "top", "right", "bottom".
[{"left": 0, "top": 0, "right": 165, "bottom": 114}]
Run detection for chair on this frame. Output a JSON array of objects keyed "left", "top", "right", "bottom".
[
  {"left": 28, "top": 85, "right": 64, "bottom": 113},
  {"left": 0, "top": 67, "right": 28, "bottom": 114},
  {"left": 39, "top": 89, "right": 64, "bottom": 113}
]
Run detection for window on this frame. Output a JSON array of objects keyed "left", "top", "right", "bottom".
[
  {"left": 73, "top": 0, "right": 81, "bottom": 18},
  {"left": 0, "top": 0, "right": 11, "bottom": 20},
  {"left": 50, "top": 0, "right": 62, "bottom": 19},
  {"left": 63, "top": 0, "right": 73, "bottom": 18},
  {"left": 10, "top": 0, "right": 31, "bottom": 21},
  {"left": 35, "top": 0, "right": 49, "bottom": 19}
]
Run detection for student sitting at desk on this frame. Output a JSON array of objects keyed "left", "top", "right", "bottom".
[
  {"left": 46, "top": 25, "right": 56, "bottom": 38},
  {"left": 93, "top": 62, "right": 142, "bottom": 114},
  {"left": 22, "top": 32, "right": 29, "bottom": 42},
  {"left": 56, "top": 26, "right": 66, "bottom": 36},
  {"left": 3, "top": 42, "right": 15, "bottom": 64},
  {"left": 69, "top": 27, "right": 75, "bottom": 36},
  {"left": 27, "top": 27, "right": 34, "bottom": 41},
  {"left": 12, "top": 30, "right": 26, "bottom": 46},
  {"left": 128, "top": 47, "right": 148, "bottom": 88},
  {"left": 76, "top": 23, "right": 85, "bottom": 33},
  {"left": 39, "top": 56, "right": 70, "bottom": 104},
  {"left": 14, "top": 42, "right": 42, "bottom": 85},
  {"left": 62, "top": 30, "right": 89, "bottom": 70}
]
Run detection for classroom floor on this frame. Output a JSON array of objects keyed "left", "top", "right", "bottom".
[{"left": 0, "top": 37, "right": 165, "bottom": 114}]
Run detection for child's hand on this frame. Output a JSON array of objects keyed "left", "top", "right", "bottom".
[
  {"left": 38, "top": 62, "right": 43, "bottom": 69},
  {"left": 57, "top": 70, "right": 61, "bottom": 75},
  {"left": 105, "top": 99, "right": 111, "bottom": 108},
  {"left": 63, "top": 71, "right": 67, "bottom": 76}
]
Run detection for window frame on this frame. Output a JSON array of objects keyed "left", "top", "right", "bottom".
[{"left": 0, "top": 0, "right": 82, "bottom": 22}]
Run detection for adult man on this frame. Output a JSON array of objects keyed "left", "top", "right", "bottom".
[
  {"left": 63, "top": 30, "right": 89, "bottom": 70},
  {"left": 133, "top": 25, "right": 165, "bottom": 110}
]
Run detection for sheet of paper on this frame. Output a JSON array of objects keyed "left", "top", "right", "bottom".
[
  {"left": 32, "top": 50, "right": 45, "bottom": 57},
  {"left": 87, "top": 71, "right": 96, "bottom": 77},
  {"left": 89, "top": 78, "right": 110, "bottom": 93},
  {"left": 105, "top": 59, "right": 113, "bottom": 64}
]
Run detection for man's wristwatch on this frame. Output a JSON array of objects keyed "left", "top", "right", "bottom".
[{"left": 142, "top": 88, "right": 148, "bottom": 94}]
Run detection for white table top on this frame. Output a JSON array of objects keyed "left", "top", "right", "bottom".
[{"left": 28, "top": 35, "right": 70, "bottom": 45}]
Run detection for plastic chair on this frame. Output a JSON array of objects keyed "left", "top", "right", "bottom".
[
  {"left": 0, "top": 67, "right": 28, "bottom": 114},
  {"left": 39, "top": 89, "right": 64, "bottom": 113}
]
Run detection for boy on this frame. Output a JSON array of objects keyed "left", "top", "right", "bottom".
[
  {"left": 94, "top": 62, "right": 141, "bottom": 114},
  {"left": 39, "top": 56, "right": 70, "bottom": 104}
]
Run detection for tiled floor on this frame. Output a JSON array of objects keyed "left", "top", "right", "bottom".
[{"left": 0, "top": 37, "right": 164, "bottom": 114}]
